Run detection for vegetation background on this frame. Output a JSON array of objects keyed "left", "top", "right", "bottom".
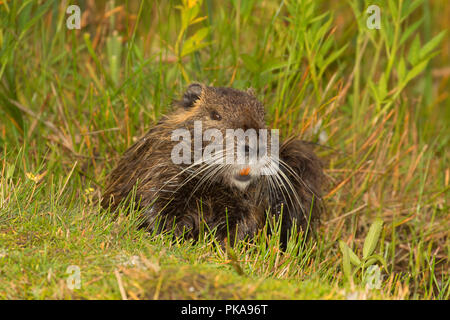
[{"left": 0, "top": 0, "right": 448, "bottom": 299}]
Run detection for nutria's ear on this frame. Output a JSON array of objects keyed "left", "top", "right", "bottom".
[{"left": 181, "top": 83, "right": 204, "bottom": 109}]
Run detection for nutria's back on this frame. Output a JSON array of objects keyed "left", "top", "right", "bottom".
[{"left": 102, "top": 83, "right": 324, "bottom": 246}]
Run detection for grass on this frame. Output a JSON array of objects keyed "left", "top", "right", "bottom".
[{"left": 0, "top": 0, "right": 448, "bottom": 299}]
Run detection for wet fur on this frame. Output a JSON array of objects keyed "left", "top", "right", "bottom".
[{"left": 102, "top": 84, "right": 325, "bottom": 246}]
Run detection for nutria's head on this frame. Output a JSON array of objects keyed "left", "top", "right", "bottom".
[{"left": 168, "top": 83, "right": 278, "bottom": 191}]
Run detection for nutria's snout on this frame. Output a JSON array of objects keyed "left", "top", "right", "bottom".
[
  {"left": 232, "top": 166, "right": 255, "bottom": 189},
  {"left": 102, "top": 83, "right": 324, "bottom": 247},
  {"left": 211, "top": 133, "right": 277, "bottom": 190},
  {"left": 212, "top": 146, "right": 276, "bottom": 190}
]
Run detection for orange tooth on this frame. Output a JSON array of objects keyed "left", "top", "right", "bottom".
[{"left": 239, "top": 167, "right": 251, "bottom": 176}]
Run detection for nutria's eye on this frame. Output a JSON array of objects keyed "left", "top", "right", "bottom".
[{"left": 210, "top": 110, "right": 222, "bottom": 121}]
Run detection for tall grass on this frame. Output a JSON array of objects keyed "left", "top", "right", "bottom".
[{"left": 0, "top": 0, "right": 448, "bottom": 299}]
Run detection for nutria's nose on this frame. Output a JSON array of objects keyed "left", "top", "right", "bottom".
[{"left": 243, "top": 144, "right": 258, "bottom": 157}]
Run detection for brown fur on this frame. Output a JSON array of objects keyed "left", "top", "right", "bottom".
[{"left": 101, "top": 84, "right": 324, "bottom": 246}]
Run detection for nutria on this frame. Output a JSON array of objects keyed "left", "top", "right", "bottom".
[{"left": 102, "top": 83, "right": 324, "bottom": 246}]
